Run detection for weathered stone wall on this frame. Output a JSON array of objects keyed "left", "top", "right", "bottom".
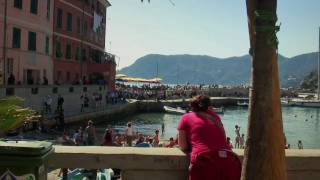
[
  {"left": 209, "top": 87, "right": 250, "bottom": 97},
  {"left": 0, "top": 85, "right": 108, "bottom": 112},
  {"left": 48, "top": 147, "right": 320, "bottom": 180}
]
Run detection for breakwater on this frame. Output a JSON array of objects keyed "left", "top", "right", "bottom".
[{"left": 55, "top": 97, "right": 248, "bottom": 126}]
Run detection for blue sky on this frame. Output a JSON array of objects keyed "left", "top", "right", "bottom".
[{"left": 106, "top": 0, "right": 320, "bottom": 69}]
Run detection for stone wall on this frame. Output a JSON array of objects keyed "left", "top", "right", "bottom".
[
  {"left": 48, "top": 147, "right": 320, "bottom": 180},
  {"left": 0, "top": 85, "right": 108, "bottom": 112}
]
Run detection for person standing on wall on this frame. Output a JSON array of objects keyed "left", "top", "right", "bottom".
[
  {"left": 57, "top": 94, "right": 64, "bottom": 112},
  {"left": 125, "top": 122, "right": 134, "bottom": 146},
  {"left": 85, "top": 120, "right": 97, "bottom": 146}
]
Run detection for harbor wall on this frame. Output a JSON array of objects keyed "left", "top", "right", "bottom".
[
  {"left": 0, "top": 85, "right": 108, "bottom": 112},
  {"left": 0, "top": 85, "right": 248, "bottom": 127},
  {"left": 61, "top": 97, "right": 247, "bottom": 126}
]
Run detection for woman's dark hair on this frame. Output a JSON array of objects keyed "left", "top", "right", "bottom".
[{"left": 190, "top": 95, "right": 211, "bottom": 112}]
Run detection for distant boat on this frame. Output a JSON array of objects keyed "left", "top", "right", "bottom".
[
  {"left": 212, "top": 107, "right": 225, "bottom": 114},
  {"left": 281, "top": 99, "right": 291, "bottom": 106},
  {"left": 287, "top": 98, "right": 320, "bottom": 108},
  {"left": 289, "top": 27, "right": 320, "bottom": 108},
  {"left": 237, "top": 101, "right": 249, "bottom": 107},
  {"left": 163, "top": 106, "right": 224, "bottom": 115},
  {"left": 163, "top": 106, "right": 187, "bottom": 115}
]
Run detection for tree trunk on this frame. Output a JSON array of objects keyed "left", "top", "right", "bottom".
[{"left": 242, "top": 0, "right": 287, "bottom": 180}]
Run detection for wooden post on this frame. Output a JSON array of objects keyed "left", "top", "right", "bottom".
[{"left": 242, "top": 0, "right": 287, "bottom": 180}]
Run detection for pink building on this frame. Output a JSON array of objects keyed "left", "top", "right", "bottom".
[{"left": 0, "top": 0, "right": 54, "bottom": 85}]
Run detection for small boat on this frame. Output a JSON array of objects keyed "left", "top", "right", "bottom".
[
  {"left": 163, "top": 106, "right": 186, "bottom": 115},
  {"left": 164, "top": 106, "right": 224, "bottom": 114},
  {"left": 281, "top": 99, "right": 292, "bottom": 106},
  {"left": 289, "top": 28, "right": 320, "bottom": 108},
  {"left": 287, "top": 98, "right": 320, "bottom": 108},
  {"left": 237, "top": 101, "right": 249, "bottom": 107},
  {"left": 212, "top": 107, "right": 225, "bottom": 114}
]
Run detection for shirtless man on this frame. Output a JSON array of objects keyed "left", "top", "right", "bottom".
[
  {"left": 125, "top": 122, "right": 134, "bottom": 146},
  {"left": 234, "top": 125, "right": 241, "bottom": 148}
]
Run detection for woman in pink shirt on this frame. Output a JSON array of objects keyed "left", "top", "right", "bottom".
[{"left": 177, "top": 95, "right": 241, "bottom": 180}]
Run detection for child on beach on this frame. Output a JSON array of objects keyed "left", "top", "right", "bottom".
[
  {"left": 166, "top": 137, "right": 176, "bottom": 148},
  {"left": 234, "top": 125, "right": 241, "bottom": 148},
  {"left": 153, "top": 130, "right": 160, "bottom": 147},
  {"left": 239, "top": 134, "right": 245, "bottom": 149},
  {"left": 227, "top": 137, "right": 234, "bottom": 149}
]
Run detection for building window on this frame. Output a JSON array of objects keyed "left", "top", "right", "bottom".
[
  {"left": 67, "top": 13, "right": 73, "bottom": 32},
  {"left": 77, "top": 17, "right": 81, "bottom": 34},
  {"left": 14, "top": 0, "right": 22, "bottom": 9},
  {"left": 12, "top": 27, "right": 21, "bottom": 48},
  {"left": 57, "top": 8, "right": 63, "bottom": 28},
  {"left": 65, "top": 44, "right": 72, "bottom": 59},
  {"left": 28, "top": 31, "right": 36, "bottom": 51},
  {"left": 45, "top": 36, "right": 49, "bottom": 55},
  {"left": 66, "top": 72, "right": 70, "bottom": 81},
  {"left": 46, "top": 0, "right": 51, "bottom": 19},
  {"left": 57, "top": 71, "right": 62, "bottom": 82},
  {"left": 81, "top": 49, "right": 86, "bottom": 61},
  {"left": 55, "top": 41, "right": 62, "bottom": 58},
  {"left": 30, "top": 0, "right": 38, "bottom": 14},
  {"left": 75, "top": 47, "right": 81, "bottom": 61},
  {"left": 83, "top": 21, "right": 88, "bottom": 35}
]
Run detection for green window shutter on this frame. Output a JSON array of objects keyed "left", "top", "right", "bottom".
[
  {"left": 28, "top": 31, "right": 36, "bottom": 51},
  {"left": 12, "top": 27, "right": 21, "bottom": 48},
  {"left": 30, "top": 0, "right": 38, "bottom": 14}
]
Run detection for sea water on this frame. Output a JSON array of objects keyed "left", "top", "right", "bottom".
[{"left": 95, "top": 106, "right": 320, "bottom": 149}]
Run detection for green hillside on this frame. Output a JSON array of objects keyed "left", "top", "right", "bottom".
[{"left": 118, "top": 52, "right": 318, "bottom": 87}]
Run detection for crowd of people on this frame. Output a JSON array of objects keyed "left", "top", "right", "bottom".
[{"left": 60, "top": 120, "right": 178, "bottom": 149}]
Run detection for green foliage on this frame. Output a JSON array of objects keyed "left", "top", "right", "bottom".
[
  {"left": 0, "top": 96, "right": 40, "bottom": 132},
  {"left": 301, "top": 70, "right": 318, "bottom": 90}
]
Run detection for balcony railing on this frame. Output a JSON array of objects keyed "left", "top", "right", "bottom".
[{"left": 48, "top": 146, "right": 320, "bottom": 180}]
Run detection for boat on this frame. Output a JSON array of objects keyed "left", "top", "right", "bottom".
[
  {"left": 237, "top": 101, "right": 249, "bottom": 107},
  {"left": 287, "top": 98, "right": 320, "bottom": 108},
  {"left": 212, "top": 107, "right": 225, "bottom": 114},
  {"left": 163, "top": 106, "right": 186, "bottom": 115},
  {"left": 281, "top": 99, "right": 291, "bottom": 106},
  {"left": 163, "top": 106, "right": 224, "bottom": 115},
  {"left": 289, "top": 27, "right": 320, "bottom": 108}
]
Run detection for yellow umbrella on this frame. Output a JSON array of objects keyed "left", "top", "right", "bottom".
[{"left": 116, "top": 74, "right": 127, "bottom": 78}]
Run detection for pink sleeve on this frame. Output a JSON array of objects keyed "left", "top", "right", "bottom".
[{"left": 177, "top": 114, "right": 188, "bottom": 131}]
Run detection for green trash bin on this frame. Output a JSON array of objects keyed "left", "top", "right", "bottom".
[{"left": 0, "top": 140, "right": 54, "bottom": 180}]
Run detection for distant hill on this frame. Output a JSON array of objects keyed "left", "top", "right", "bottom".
[
  {"left": 301, "top": 70, "right": 318, "bottom": 90},
  {"left": 118, "top": 53, "right": 318, "bottom": 87}
]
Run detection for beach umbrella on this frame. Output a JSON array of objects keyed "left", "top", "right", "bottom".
[
  {"left": 115, "top": 78, "right": 127, "bottom": 82},
  {"left": 116, "top": 74, "right": 127, "bottom": 78}
]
